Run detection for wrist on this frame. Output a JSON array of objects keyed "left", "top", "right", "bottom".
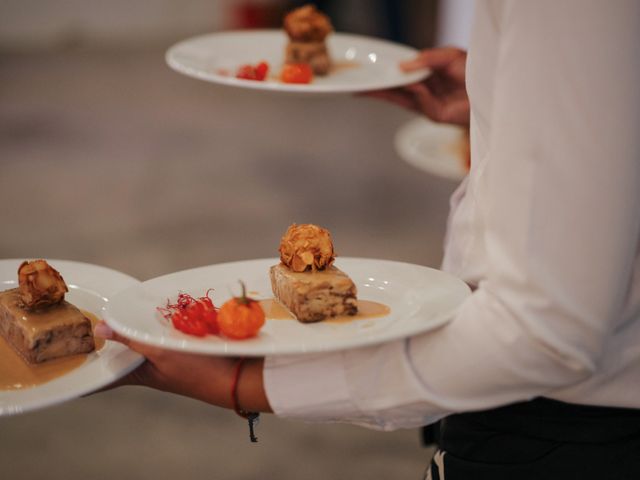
[{"left": 235, "top": 357, "right": 272, "bottom": 413}]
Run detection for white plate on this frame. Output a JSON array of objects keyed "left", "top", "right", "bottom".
[
  {"left": 0, "top": 259, "right": 144, "bottom": 416},
  {"left": 166, "top": 30, "right": 429, "bottom": 94},
  {"left": 395, "top": 117, "right": 469, "bottom": 181},
  {"left": 103, "top": 258, "right": 470, "bottom": 356}
]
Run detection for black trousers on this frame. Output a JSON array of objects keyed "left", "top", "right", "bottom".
[{"left": 423, "top": 398, "right": 640, "bottom": 479}]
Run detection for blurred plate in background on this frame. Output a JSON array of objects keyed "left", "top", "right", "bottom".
[
  {"left": 166, "top": 30, "right": 428, "bottom": 94},
  {"left": 395, "top": 117, "right": 469, "bottom": 181}
]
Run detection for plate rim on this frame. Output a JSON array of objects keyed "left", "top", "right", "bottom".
[
  {"left": 104, "top": 256, "right": 471, "bottom": 357},
  {"left": 0, "top": 258, "right": 144, "bottom": 416},
  {"left": 165, "top": 29, "right": 430, "bottom": 94}
]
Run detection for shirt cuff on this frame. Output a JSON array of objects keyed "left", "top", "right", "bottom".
[{"left": 263, "top": 351, "right": 363, "bottom": 422}]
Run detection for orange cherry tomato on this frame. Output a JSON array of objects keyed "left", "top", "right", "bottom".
[
  {"left": 218, "top": 283, "right": 265, "bottom": 339},
  {"left": 280, "top": 63, "right": 313, "bottom": 84}
]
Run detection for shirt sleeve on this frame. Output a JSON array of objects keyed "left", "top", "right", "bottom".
[{"left": 264, "top": 0, "right": 640, "bottom": 430}]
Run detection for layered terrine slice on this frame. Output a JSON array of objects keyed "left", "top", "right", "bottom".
[
  {"left": 270, "top": 263, "right": 357, "bottom": 323},
  {"left": 0, "top": 288, "right": 95, "bottom": 364}
]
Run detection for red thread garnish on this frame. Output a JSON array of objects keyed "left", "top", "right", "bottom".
[{"left": 157, "top": 290, "right": 219, "bottom": 337}]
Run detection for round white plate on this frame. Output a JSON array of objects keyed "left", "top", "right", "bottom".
[
  {"left": 166, "top": 30, "right": 429, "bottom": 94},
  {"left": 103, "top": 257, "right": 470, "bottom": 357},
  {"left": 395, "top": 117, "right": 469, "bottom": 181},
  {"left": 0, "top": 259, "right": 144, "bottom": 416}
]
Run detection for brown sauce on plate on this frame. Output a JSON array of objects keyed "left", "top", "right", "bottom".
[
  {"left": 330, "top": 61, "right": 361, "bottom": 74},
  {"left": 0, "top": 310, "right": 103, "bottom": 391},
  {"left": 259, "top": 298, "right": 389, "bottom": 323}
]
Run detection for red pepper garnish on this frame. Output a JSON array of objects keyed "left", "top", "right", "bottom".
[
  {"left": 157, "top": 290, "right": 219, "bottom": 337},
  {"left": 236, "top": 61, "right": 269, "bottom": 81}
]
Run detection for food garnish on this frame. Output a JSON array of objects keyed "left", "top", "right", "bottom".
[
  {"left": 236, "top": 61, "right": 269, "bottom": 81},
  {"left": 218, "top": 282, "right": 265, "bottom": 339},
  {"left": 283, "top": 4, "right": 332, "bottom": 42},
  {"left": 159, "top": 284, "right": 265, "bottom": 339},
  {"left": 280, "top": 63, "right": 314, "bottom": 84},
  {"left": 158, "top": 291, "right": 219, "bottom": 337},
  {"left": 18, "top": 259, "right": 68, "bottom": 309},
  {"left": 279, "top": 223, "right": 335, "bottom": 272},
  {"left": 271, "top": 224, "right": 357, "bottom": 322}
]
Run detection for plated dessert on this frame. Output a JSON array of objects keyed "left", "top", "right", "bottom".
[
  {"left": 270, "top": 224, "right": 358, "bottom": 322},
  {"left": 0, "top": 260, "right": 95, "bottom": 365},
  {"left": 283, "top": 4, "right": 333, "bottom": 76},
  {"left": 233, "top": 3, "right": 334, "bottom": 85},
  {"left": 167, "top": 23, "right": 429, "bottom": 94},
  {"left": 158, "top": 224, "right": 366, "bottom": 339},
  {"left": 0, "top": 260, "right": 116, "bottom": 395},
  {"left": 105, "top": 254, "right": 470, "bottom": 356},
  {"left": 1, "top": 259, "right": 143, "bottom": 414}
]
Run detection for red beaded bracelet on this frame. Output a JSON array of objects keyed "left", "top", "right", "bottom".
[{"left": 231, "top": 357, "right": 260, "bottom": 442}]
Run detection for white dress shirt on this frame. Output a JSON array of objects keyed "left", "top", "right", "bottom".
[{"left": 264, "top": 0, "right": 640, "bottom": 430}]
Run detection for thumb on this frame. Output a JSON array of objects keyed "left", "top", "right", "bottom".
[{"left": 94, "top": 320, "right": 160, "bottom": 358}]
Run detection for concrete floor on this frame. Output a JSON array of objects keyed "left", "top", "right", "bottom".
[{"left": 0, "top": 47, "right": 458, "bottom": 479}]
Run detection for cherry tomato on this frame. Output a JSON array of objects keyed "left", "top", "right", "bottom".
[
  {"left": 236, "top": 61, "right": 269, "bottom": 81},
  {"left": 218, "top": 283, "right": 265, "bottom": 339},
  {"left": 280, "top": 63, "right": 313, "bottom": 84}
]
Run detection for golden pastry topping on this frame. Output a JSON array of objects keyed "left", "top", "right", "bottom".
[
  {"left": 283, "top": 4, "right": 333, "bottom": 42},
  {"left": 18, "top": 259, "right": 68, "bottom": 309},
  {"left": 279, "top": 223, "right": 335, "bottom": 272}
]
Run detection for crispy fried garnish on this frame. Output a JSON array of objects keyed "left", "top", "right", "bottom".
[
  {"left": 18, "top": 260, "right": 68, "bottom": 309},
  {"left": 279, "top": 224, "right": 335, "bottom": 272},
  {"left": 283, "top": 4, "right": 333, "bottom": 42}
]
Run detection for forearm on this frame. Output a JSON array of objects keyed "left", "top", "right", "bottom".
[
  {"left": 96, "top": 322, "right": 274, "bottom": 414},
  {"left": 168, "top": 356, "right": 273, "bottom": 413}
]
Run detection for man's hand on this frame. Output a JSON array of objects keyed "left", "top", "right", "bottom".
[{"left": 366, "top": 47, "right": 470, "bottom": 127}]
